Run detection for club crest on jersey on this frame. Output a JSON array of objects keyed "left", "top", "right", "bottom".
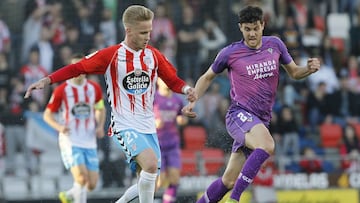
[
  {"left": 123, "top": 70, "right": 150, "bottom": 95},
  {"left": 134, "top": 69, "right": 142, "bottom": 76},
  {"left": 71, "top": 102, "right": 91, "bottom": 119}
]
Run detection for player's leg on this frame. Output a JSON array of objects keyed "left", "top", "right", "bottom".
[
  {"left": 115, "top": 184, "right": 139, "bottom": 203},
  {"left": 161, "top": 146, "right": 181, "bottom": 203},
  {"left": 59, "top": 145, "right": 89, "bottom": 203},
  {"left": 58, "top": 136, "right": 76, "bottom": 203},
  {"left": 87, "top": 170, "right": 99, "bottom": 191},
  {"left": 70, "top": 165, "right": 88, "bottom": 203},
  {"left": 157, "top": 147, "right": 169, "bottom": 190},
  {"left": 84, "top": 147, "right": 100, "bottom": 191},
  {"left": 112, "top": 130, "right": 160, "bottom": 203},
  {"left": 162, "top": 167, "right": 180, "bottom": 203},
  {"left": 136, "top": 148, "right": 159, "bottom": 203},
  {"left": 196, "top": 151, "right": 245, "bottom": 203},
  {"left": 157, "top": 171, "right": 168, "bottom": 189},
  {"left": 112, "top": 133, "right": 139, "bottom": 203},
  {"left": 227, "top": 124, "right": 274, "bottom": 202}
]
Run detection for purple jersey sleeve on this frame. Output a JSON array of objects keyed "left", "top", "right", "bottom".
[{"left": 211, "top": 36, "right": 293, "bottom": 122}]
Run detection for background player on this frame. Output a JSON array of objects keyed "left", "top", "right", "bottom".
[
  {"left": 154, "top": 78, "right": 188, "bottom": 203},
  {"left": 43, "top": 54, "right": 106, "bottom": 203}
]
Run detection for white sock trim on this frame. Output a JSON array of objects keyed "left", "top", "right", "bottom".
[{"left": 140, "top": 170, "right": 157, "bottom": 181}]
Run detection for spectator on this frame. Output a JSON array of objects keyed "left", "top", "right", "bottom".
[
  {"left": 299, "top": 147, "right": 323, "bottom": 174},
  {"left": 22, "top": 1, "right": 48, "bottom": 64},
  {"left": 150, "top": 2, "right": 177, "bottom": 66},
  {"left": 44, "top": 1, "right": 66, "bottom": 46},
  {"left": 53, "top": 44, "right": 73, "bottom": 71},
  {"left": 0, "top": 17, "right": 11, "bottom": 55},
  {"left": 0, "top": 0, "right": 27, "bottom": 68},
  {"left": 176, "top": 5, "right": 204, "bottom": 81},
  {"left": 277, "top": 105, "right": 300, "bottom": 159},
  {"left": 307, "top": 54, "right": 339, "bottom": 94},
  {"left": 74, "top": 5, "right": 96, "bottom": 52},
  {"left": 340, "top": 123, "right": 360, "bottom": 172},
  {"left": 202, "top": 82, "right": 225, "bottom": 130},
  {"left": 279, "top": 15, "right": 302, "bottom": 57},
  {"left": 61, "top": 24, "right": 83, "bottom": 54},
  {"left": 199, "top": 16, "right": 227, "bottom": 73},
  {"left": 2, "top": 75, "right": 32, "bottom": 176},
  {"left": 325, "top": 77, "right": 360, "bottom": 127},
  {"left": 349, "top": 13, "right": 360, "bottom": 57},
  {"left": 99, "top": 8, "right": 117, "bottom": 47},
  {"left": 20, "top": 47, "right": 49, "bottom": 108},
  {"left": 347, "top": 56, "right": 360, "bottom": 93},
  {"left": 342, "top": 149, "right": 360, "bottom": 173},
  {"left": 31, "top": 26, "right": 55, "bottom": 73},
  {"left": 306, "top": 81, "right": 328, "bottom": 134},
  {"left": 0, "top": 52, "right": 10, "bottom": 111}
]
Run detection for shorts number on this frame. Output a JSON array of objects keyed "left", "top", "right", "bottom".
[
  {"left": 124, "top": 131, "right": 138, "bottom": 144},
  {"left": 237, "top": 112, "right": 248, "bottom": 122}
]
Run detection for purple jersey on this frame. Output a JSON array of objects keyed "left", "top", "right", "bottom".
[
  {"left": 212, "top": 36, "right": 292, "bottom": 122},
  {"left": 154, "top": 91, "right": 184, "bottom": 148}
]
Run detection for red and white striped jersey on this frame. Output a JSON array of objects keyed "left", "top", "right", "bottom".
[
  {"left": 49, "top": 42, "right": 187, "bottom": 135},
  {"left": 46, "top": 79, "right": 103, "bottom": 148}
]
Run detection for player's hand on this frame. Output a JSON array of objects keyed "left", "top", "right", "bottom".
[
  {"left": 185, "top": 87, "right": 197, "bottom": 102},
  {"left": 182, "top": 102, "right": 197, "bottom": 118},
  {"left": 307, "top": 58, "right": 320, "bottom": 74},
  {"left": 24, "top": 77, "right": 51, "bottom": 98},
  {"left": 59, "top": 126, "right": 70, "bottom": 134}
]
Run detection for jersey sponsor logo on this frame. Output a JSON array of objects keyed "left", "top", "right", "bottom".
[
  {"left": 123, "top": 70, "right": 150, "bottom": 95},
  {"left": 246, "top": 59, "right": 277, "bottom": 80},
  {"left": 71, "top": 102, "right": 91, "bottom": 119}
]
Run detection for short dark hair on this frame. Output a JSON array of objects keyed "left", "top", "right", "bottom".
[{"left": 238, "top": 6, "right": 263, "bottom": 24}]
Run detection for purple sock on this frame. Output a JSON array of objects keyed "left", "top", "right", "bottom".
[
  {"left": 197, "top": 177, "right": 230, "bottom": 203},
  {"left": 163, "top": 184, "right": 178, "bottom": 203},
  {"left": 230, "top": 148, "right": 270, "bottom": 201}
]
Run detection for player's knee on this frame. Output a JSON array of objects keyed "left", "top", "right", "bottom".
[
  {"left": 76, "top": 173, "right": 88, "bottom": 186},
  {"left": 141, "top": 162, "right": 159, "bottom": 174},
  {"left": 257, "top": 137, "right": 275, "bottom": 155},
  {"left": 169, "top": 176, "right": 180, "bottom": 185},
  {"left": 87, "top": 183, "right": 97, "bottom": 191},
  {"left": 263, "top": 141, "right": 275, "bottom": 155},
  {"left": 222, "top": 177, "right": 236, "bottom": 189}
]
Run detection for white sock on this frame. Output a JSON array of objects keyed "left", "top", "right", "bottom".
[
  {"left": 65, "top": 182, "right": 78, "bottom": 197},
  {"left": 115, "top": 184, "right": 138, "bottom": 203},
  {"left": 80, "top": 186, "right": 87, "bottom": 203},
  {"left": 72, "top": 182, "right": 84, "bottom": 203},
  {"left": 138, "top": 171, "right": 157, "bottom": 203}
]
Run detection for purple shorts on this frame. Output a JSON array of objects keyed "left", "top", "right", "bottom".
[
  {"left": 160, "top": 145, "right": 181, "bottom": 171},
  {"left": 225, "top": 107, "right": 264, "bottom": 157}
]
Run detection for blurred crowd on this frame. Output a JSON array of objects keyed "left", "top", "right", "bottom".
[{"left": 1, "top": 0, "right": 360, "bottom": 188}]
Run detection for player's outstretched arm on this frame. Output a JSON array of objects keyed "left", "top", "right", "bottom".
[
  {"left": 283, "top": 58, "right": 321, "bottom": 80},
  {"left": 24, "top": 77, "right": 51, "bottom": 98}
]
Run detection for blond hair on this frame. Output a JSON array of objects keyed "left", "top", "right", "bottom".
[{"left": 122, "top": 5, "right": 154, "bottom": 28}]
